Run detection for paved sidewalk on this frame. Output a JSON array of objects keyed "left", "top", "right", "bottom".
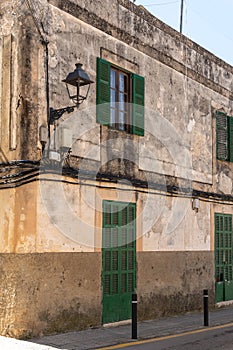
[
  {"left": 1, "top": 306, "right": 233, "bottom": 350},
  {"left": 31, "top": 305, "right": 233, "bottom": 349}
]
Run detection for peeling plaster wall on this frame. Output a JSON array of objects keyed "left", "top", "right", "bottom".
[
  {"left": 45, "top": 0, "right": 233, "bottom": 189},
  {"left": 142, "top": 198, "right": 211, "bottom": 252},
  {"left": 1, "top": 0, "right": 233, "bottom": 338},
  {"left": 37, "top": 179, "right": 96, "bottom": 253},
  {"left": 0, "top": 0, "right": 47, "bottom": 254},
  {"left": 1, "top": 0, "right": 232, "bottom": 188},
  {"left": 48, "top": 0, "right": 233, "bottom": 99}
]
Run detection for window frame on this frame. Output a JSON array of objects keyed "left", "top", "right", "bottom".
[
  {"left": 96, "top": 57, "right": 145, "bottom": 136},
  {"left": 110, "top": 66, "right": 132, "bottom": 133}
]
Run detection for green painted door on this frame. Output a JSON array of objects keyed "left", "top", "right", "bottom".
[
  {"left": 215, "top": 213, "right": 233, "bottom": 302},
  {"left": 102, "top": 201, "right": 136, "bottom": 324}
]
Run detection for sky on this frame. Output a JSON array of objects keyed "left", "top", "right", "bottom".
[{"left": 135, "top": 0, "right": 233, "bottom": 66}]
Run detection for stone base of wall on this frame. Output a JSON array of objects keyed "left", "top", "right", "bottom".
[
  {"left": 0, "top": 253, "right": 102, "bottom": 339},
  {"left": 137, "top": 251, "right": 215, "bottom": 320},
  {"left": 0, "top": 251, "right": 214, "bottom": 338}
]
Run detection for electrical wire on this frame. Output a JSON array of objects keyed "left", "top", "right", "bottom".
[
  {"left": 187, "top": 4, "right": 233, "bottom": 45},
  {"left": 25, "top": 0, "right": 47, "bottom": 42},
  {"left": 1, "top": 161, "right": 233, "bottom": 205},
  {"left": 141, "top": 1, "right": 179, "bottom": 6},
  {"left": 0, "top": 160, "right": 40, "bottom": 166}
]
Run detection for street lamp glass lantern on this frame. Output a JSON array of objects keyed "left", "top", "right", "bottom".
[{"left": 62, "top": 63, "right": 94, "bottom": 105}]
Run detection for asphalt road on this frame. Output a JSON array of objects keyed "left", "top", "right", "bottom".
[{"left": 105, "top": 324, "right": 233, "bottom": 350}]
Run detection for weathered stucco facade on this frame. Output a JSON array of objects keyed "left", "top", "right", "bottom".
[{"left": 1, "top": 0, "right": 233, "bottom": 339}]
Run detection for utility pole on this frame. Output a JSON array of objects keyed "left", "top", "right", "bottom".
[{"left": 180, "top": 0, "right": 184, "bottom": 34}]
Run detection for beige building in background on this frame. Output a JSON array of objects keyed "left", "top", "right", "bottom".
[{"left": 0, "top": 0, "right": 233, "bottom": 339}]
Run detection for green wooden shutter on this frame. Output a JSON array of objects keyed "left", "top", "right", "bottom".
[
  {"left": 216, "top": 111, "right": 228, "bottom": 160},
  {"left": 132, "top": 73, "right": 145, "bottom": 136},
  {"left": 215, "top": 214, "right": 232, "bottom": 283},
  {"left": 96, "top": 58, "right": 110, "bottom": 125},
  {"left": 102, "top": 201, "right": 136, "bottom": 323},
  {"left": 215, "top": 213, "right": 233, "bottom": 302},
  {"left": 228, "top": 116, "right": 233, "bottom": 162}
]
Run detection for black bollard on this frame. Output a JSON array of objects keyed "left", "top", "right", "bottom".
[
  {"left": 203, "top": 289, "right": 209, "bottom": 326},
  {"left": 132, "top": 293, "right": 137, "bottom": 339}
]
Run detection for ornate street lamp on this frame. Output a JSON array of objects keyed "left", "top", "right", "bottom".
[{"left": 49, "top": 63, "right": 94, "bottom": 124}]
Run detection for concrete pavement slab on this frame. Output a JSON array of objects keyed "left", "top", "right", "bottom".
[{"left": 0, "top": 336, "right": 60, "bottom": 350}]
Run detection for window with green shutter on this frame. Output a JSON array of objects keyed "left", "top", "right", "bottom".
[
  {"left": 96, "top": 58, "right": 144, "bottom": 136},
  {"left": 216, "top": 111, "right": 233, "bottom": 162}
]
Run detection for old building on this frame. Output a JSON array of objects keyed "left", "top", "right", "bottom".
[{"left": 0, "top": 0, "right": 233, "bottom": 339}]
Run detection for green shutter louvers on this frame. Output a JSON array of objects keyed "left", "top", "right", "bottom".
[
  {"left": 216, "top": 111, "right": 228, "bottom": 161},
  {"left": 132, "top": 73, "right": 145, "bottom": 136},
  {"left": 102, "top": 201, "right": 136, "bottom": 323},
  {"left": 96, "top": 57, "right": 111, "bottom": 125},
  {"left": 215, "top": 213, "right": 233, "bottom": 302},
  {"left": 228, "top": 116, "right": 233, "bottom": 162}
]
